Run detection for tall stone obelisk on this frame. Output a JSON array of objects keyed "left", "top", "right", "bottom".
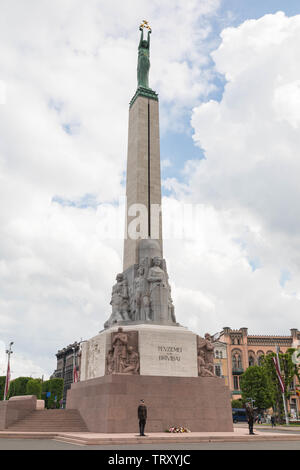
[
  {"left": 123, "top": 25, "right": 162, "bottom": 271},
  {"left": 104, "top": 21, "right": 176, "bottom": 329}
]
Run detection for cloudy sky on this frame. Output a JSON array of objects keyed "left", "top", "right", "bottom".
[{"left": 1, "top": 0, "right": 300, "bottom": 379}]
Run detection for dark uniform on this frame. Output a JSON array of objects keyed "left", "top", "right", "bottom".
[
  {"left": 138, "top": 402, "right": 147, "bottom": 436},
  {"left": 245, "top": 404, "right": 255, "bottom": 435}
]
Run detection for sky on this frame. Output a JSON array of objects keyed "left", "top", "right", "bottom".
[{"left": 1, "top": 0, "right": 300, "bottom": 379}]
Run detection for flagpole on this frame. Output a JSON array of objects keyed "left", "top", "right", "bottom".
[
  {"left": 3, "top": 342, "right": 13, "bottom": 400},
  {"left": 276, "top": 346, "right": 289, "bottom": 425}
]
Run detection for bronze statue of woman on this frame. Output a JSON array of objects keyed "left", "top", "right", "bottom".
[{"left": 137, "top": 26, "right": 151, "bottom": 89}]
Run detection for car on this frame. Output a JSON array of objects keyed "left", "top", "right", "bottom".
[{"left": 232, "top": 408, "right": 247, "bottom": 423}]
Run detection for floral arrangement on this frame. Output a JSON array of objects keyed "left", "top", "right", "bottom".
[{"left": 166, "top": 426, "right": 191, "bottom": 433}]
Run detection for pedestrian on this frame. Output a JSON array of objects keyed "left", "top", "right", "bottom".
[
  {"left": 245, "top": 402, "right": 255, "bottom": 435},
  {"left": 138, "top": 399, "right": 147, "bottom": 436},
  {"left": 271, "top": 415, "right": 276, "bottom": 428},
  {"left": 257, "top": 412, "right": 262, "bottom": 424}
]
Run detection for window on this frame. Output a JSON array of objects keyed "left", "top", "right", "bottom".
[
  {"left": 232, "top": 352, "right": 242, "bottom": 369},
  {"left": 233, "top": 376, "right": 239, "bottom": 390},
  {"left": 249, "top": 355, "right": 255, "bottom": 367},
  {"left": 258, "top": 355, "right": 264, "bottom": 366},
  {"left": 215, "top": 365, "right": 222, "bottom": 377}
]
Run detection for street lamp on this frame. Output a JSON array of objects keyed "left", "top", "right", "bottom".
[{"left": 3, "top": 342, "right": 13, "bottom": 400}]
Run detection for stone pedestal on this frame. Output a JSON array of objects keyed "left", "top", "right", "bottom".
[
  {"left": 68, "top": 324, "right": 233, "bottom": 433},
  {"left": 67, "top": 374, "right": 233, "bottom": 433},
  {"left": 80, "top": 324, "right": 198, "bottom": 381}
]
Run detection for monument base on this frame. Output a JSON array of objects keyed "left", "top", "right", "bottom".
[{"left": 66, "top": 374, "right": 233, "bottom": 433}]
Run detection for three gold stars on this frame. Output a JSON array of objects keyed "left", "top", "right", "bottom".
[{"left": 140, "top": 20, "right": 151, "bottom": 32}]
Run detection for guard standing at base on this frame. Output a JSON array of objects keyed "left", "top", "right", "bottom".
[
  {"left": 138, "top": 399, "right": 147, "bottom": 436},
  {"left": 245, "top": 402, "right": 255, "bottom": 435}
]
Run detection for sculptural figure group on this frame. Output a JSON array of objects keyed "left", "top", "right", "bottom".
[
  {"left": 104, "top": 248, "right": 176, "bottom": 329},
  {"left": 106, "top": 328, "right": 139, "bottom": 375},
  {"left": 197, "top": 333, "right": 216, "bottom": 377}
]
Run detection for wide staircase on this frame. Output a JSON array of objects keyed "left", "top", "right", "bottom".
[{"left": 7, "top": 409, "right": 88, "bottom": 432}]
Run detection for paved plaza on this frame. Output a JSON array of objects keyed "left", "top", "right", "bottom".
[
  {"left": 1, "top": 425, "right": 300, "bottom": 450},
  {"left": 0, "top": 438, "right": 300, "bottom": 451}
]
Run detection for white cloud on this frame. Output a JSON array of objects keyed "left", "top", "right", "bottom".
[{"left": 178, "top": 11, "right": 300, "bottom": 334}]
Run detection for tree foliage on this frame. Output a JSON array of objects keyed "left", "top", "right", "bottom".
[
  {"left": 231, "top": 399, "right": 243, "bottom": 408},
  {"left": 42, "top": 378, "right": 64, "bottom": 409},
  {"left": 240, "top": 366, "right": 274, "bottom": 410},
  {"left": 26, "top": 378, "right": 42, "bottom": 399},
  {"left": 240, "top": 350, "right": 299, "bottom": 422},
  {"left": 261, "top": 350, "right": 298, "bottom": 422},
  {"left": 8, "top": 377, "right": 31, "bottom": 399},
  {"left": 0, "top": 376, "right": 6, "bottom": 400}
]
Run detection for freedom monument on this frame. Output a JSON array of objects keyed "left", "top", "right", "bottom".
[{"left": 67, "top": 22, "right": 233, "bottom": 433}]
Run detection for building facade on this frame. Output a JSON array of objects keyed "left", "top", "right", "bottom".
[
  {"left": 51, "top": 341, "right": 80, "bottom": 405},
  {"left": 213, "top": 340, "right": 229, "bottom": 387},
  {"left": 214, "top": 327, "right": 300, "bottom": 416}
]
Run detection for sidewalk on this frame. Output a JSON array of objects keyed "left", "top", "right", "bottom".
[
  {"left": 236, "top": 422, "right": 300, "bottom": 433},
  {"left": 1, "top": 427, "right": 300, "bottom": 446}
]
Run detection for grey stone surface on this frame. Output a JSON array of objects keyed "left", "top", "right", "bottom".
[
  {"left": 104, "top": 90, "right": 176, "bottom": 330},
  {"left": 104, "top": 239, "right": 176, "bottom": 329},
  {"left": 123, "top": 95, "right": 162, "bottom": 271},
  {"left": 80, "top": 324, "right": 201, "bottom": 380}
]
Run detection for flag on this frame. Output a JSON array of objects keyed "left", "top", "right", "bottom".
[
  {"left": 73, "top": 365, "right": 79, "bottom": 383},
  {"left": 272, "top": 356, "right": 285, "bottom": 393},
  {"left": 4, "top": 359, "right": 10, "bottom": 400}
]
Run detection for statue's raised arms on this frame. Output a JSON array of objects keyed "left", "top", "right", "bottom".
[{"left": 137, "top": 21, "right": 152, "bottom": 89}]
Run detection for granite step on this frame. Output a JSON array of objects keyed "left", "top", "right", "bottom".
[{"left": 7, "top": 410, "right": 88, "bottom": 432}]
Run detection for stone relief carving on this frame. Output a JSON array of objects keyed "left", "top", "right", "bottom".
[
  {"left": 122, "top": 346, "right": 140, "bottom": 374},
  {"left": 106, "top": 328, "right": 140, "bottom": 375},
  {"left": 87, "top": 340, "right": 101, "bottom": 379},
  {"left": 197, "top": 333, "right": 216, "bottom": 377}
]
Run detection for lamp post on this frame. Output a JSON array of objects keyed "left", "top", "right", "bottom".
[{"left": 3, "top": 342, "right": 13, "bottom": 400}]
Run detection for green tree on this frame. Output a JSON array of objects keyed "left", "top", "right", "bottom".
[
  {"left": 42, "top": 378, "right": 64, "bottom": 409},
  {"left": 26, "top": 378, "right": 42, "bottom": 399},
  {"left": 0, "top": 376, "right": 6, "bottom": 400},
  {"left": 231, "top": 399, "right": 243, "bottom": 408},
  {"left": 262, "top": 350, "right": 298, "bottom": 423},
  {"left": 8, "top": 377, "right": 31, "bottom": 399},
  {"left": 240, "top": 366, "right": 274, "bottom": 411}
]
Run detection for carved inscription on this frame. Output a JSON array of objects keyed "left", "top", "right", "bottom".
[{"left": 158, "top": 345, "right": 183, "bottom": 362}]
